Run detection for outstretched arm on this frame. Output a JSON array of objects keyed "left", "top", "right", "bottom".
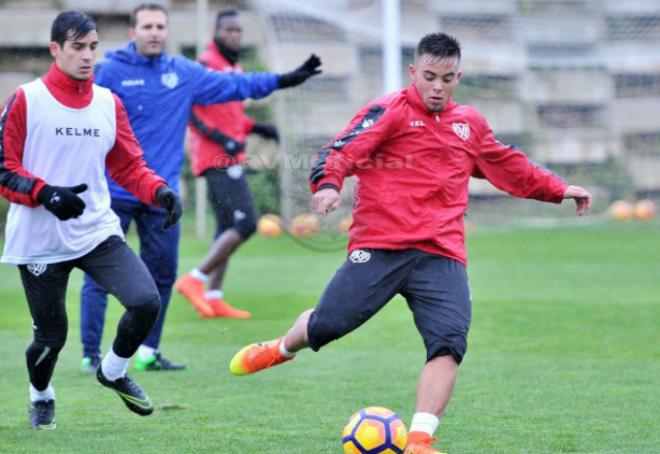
[
  {"left": 309, "top": 102, "right": 394, "bottom": 215},
  {"left": 474, "top": 127, "right": 593, "bottom": 215},
  {"left": 192, "top": 54, "right": 322, "bottom": 105},
  {"left": 473, "top": 120, "right": 568, "bottom": 203},
  {"left": 309, "top": 102, "right": 393, "bottom": 193},
  {"left": 564, "top": 185, "right": 592, "bottom": 216},
  {"left": 278, "top": 54, "right": 322, "bottom": 88}
]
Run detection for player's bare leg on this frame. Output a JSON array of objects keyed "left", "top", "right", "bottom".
[
  {"left": 199, "top": 229, "right": 243, "bottom": 274},
  {"left": 405, "top": 355, "right": 457, "bottom": 454},
  {"left": 416, "top": 355, "right": 457, "bottom": 417},
  {"left": 282, "top": 309, "right": 313, "bottom": 352},
  {"left": 175, "top": 228, "right": 249, "bottom": 317},
  {"left": 207, "top": 264, "right": 227, "bottom": 291}
]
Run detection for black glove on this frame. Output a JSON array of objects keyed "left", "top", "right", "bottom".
[
  {"left": 37, "top": 183, "right": 87, "bottom": 220},
  {"left": 155, "top": 186, "right": 182, "bottom": 229},
  {"left": 278, "top": 54, "right": 322, "bottom": 88},
  {"left": 251, "top": 123, "right": 280, "bottom": 143}
]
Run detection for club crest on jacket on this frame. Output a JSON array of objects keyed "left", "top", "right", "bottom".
[
  {"left": 452, "top": 122, "right": 470, "bottom": 141},
  {"left": 161, "top": 72, "right": 179, "bottom": 89}
]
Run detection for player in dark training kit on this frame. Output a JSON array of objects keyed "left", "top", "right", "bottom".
[
  {"left": 229, "top": 33, "right": 592, "bottom": 453},
  {"left": 176, "top": 9, "right": 283, "bottom": 319},
  {"left": 0, "top": 11, "right": 181, "bottom": 429}
]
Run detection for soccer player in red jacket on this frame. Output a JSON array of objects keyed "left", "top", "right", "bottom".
[
  {"left": 176, "top": 10, "right": 280, "bottom": 319},
  {"left": 0, "top": 11, "right": 182, "bottom": 429},
  {"left": 229, "top": 33, "right": 591, "bottom": 453}
]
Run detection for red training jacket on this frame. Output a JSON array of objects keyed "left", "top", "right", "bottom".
[
  {"left": 310, "top": 84, "right": 568, "bottom": 265},
  {"left": 0, "top": 63, "right": 164, "bottom": 207},
  {"left": 188, "top": 43, "right": 255, "bottom": 175}
]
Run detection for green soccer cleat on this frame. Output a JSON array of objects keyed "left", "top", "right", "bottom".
[
  {"left": 134, "top": 352, "right": 188, "bottom": 371},
  {"left": 29, "top": 399, "right": 56, "bottom": 430},
  {"left": 96, "top": 366, "right": 153, "bottom": 416},
  {"left": 80, "top": 355, "right": 101, "bottom": 374}
]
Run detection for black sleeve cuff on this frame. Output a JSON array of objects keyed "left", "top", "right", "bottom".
[{"left": 316, "top": 183, "right": 340, "bottom": 193}]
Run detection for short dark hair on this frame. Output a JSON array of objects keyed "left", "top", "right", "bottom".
[
  {"left": 215, "top": 10, "right": 239, "bottom": 30},
  {"left": 130, "top": 3, "right": 168, "bottom": 28},
  {"left": 51, "top": 11, "right": 97, "bottom": 47},
  {"left": 416, "top": 33, "right": 461, "bottom": 62}
]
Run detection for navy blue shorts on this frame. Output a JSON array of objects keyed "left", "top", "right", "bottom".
[
  {"left": 203, "top": 165, "right": 257, "bottom": 240},
  {"left": 307, "top": 249, "right": 472, "bottom": 364}
]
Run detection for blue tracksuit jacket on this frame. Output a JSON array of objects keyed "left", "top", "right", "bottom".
[{"left": 94, "top": 41, "right": 279, "bottom": 200}]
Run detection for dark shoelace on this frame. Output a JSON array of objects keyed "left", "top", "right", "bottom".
[
  {"left": 33, "top": 402, "right": 54, "bottom": 423},
  {"left": 154, "top": 353, "right": 171, "bottom": 367},
  {"left": 119, "top": 377, "right": 144, "bottom": 397}
]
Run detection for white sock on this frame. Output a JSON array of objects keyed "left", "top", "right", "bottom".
[
  {"left": 101, "top": 348, "right": 130, "bottom": 381},
  {"left": 279, "top": 338, "right": 296, "bottom": 358},
  {"left": 205, "top": 289, "right": 223, "bottom": 300},
  {"left": 137, "top": 345, "right": 156, "bottom": 361},
  {"left": 409, "top": 412, "right": 440, "bottom": 436},
  {"left": 190, "top": 268, "right": 208, "bottom": 283},
  {"left": 29, "top": 383, "right": 55, "bottom": 402}
]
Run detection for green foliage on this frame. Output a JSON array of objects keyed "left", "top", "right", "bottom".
[
  {"left": 246, "top": 167, "right": 280, "bottom": 216},
  {"left": 0, "top": 222, "right": 658, "bottom": 452},
  {"left": 240, "top": 47, "right": 269, "bottom": 72},
  {"left": 245, "top": 102, "right": 274, "bottom": 124},
  {"left": 0, "top": 197, "right": 8, "bottom": 230}
]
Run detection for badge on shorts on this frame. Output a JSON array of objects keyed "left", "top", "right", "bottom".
[
  {"left": 27, "top": 263, "right": 47, "bottom": 277},
  {"left": 349, "top": 249, "right": 371, "bottom": 264},
  {"left": 227, "top": 164, "right": 243, "bottom": 179},
  {"left": 233, "top": 209, "right": 246, "bottom": 222}
]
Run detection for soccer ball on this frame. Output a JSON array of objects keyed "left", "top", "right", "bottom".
[
  {"left": 290, "top": 213, "right": 320, "bottom": 237},
  {"left": 342, "top": 407, "right": 408, "bottom": 454},
  {"left": 608, "top": 200, "right": 634, "bottom": 221},
  {"left": 257, "top": 214, "right": 283, "bottom": 237},
  {"left": 634, "top": 199, "right": 656, "bottom": 221},
  {"left": 338, "top": 216, "right": 352, "bottom": 234}
]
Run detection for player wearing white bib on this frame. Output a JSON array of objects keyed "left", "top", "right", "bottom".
[{"left": 0, "top": 11, "right": 182, "bottom": 429}]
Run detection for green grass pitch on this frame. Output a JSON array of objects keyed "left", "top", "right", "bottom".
[{"left": 0, "top": 221, "right": 658, "bottom": 453}]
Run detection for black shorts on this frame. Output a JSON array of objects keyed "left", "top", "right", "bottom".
[
  {"left": 203, "top": 166, "right": 257, "bottom": 239},
  {"left": 307, "top": 249, "right": 472, "bottom": 364},
  {"left": 19, "top": 236, "right": 160, "bottom": 346}
]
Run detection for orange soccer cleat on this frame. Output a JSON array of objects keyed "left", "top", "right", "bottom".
[
  {"left": 404, "top": 431, "right": 446, "bottom": 454},
  {"left": 207, "top": 298, "right": 251, "bottom": 319},
  {"left": 174, "top": 274, "right": 214, "bottom": 317},
  {"left": 229, "top": 338, "right": 294, "bottom": 376}
]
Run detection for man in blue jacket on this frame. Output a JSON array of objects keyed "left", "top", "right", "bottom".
[{"left": 79, "top": 3, "right": 321, "bottom": 372}]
